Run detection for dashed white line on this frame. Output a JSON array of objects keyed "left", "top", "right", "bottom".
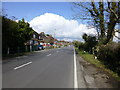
[
  {"left": 74, "top": 47, "right": 78, "bottom": 88},
  {"left": 14, "top": 61, "right": 32, "bottom": 70},
  {"left": 47, "top": 54, "right": 52, "bottom": 56}
]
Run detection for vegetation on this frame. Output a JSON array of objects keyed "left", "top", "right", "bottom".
[
  {"left": 97, "top": 42, "right": 120, "bottom": 75},
  {"left": 73, "top": 36, "right": 120, "bottom": 77},
  {"left": 72, "top": 1, "right": 120, "bottom": 78},
  {"left": 2, "top": 16, "right": 34, "bottom": 55},
  {"left": 73, "top": 1, "right": 120, "bottom": 44},
  {"left": 17, "top": 18, "right": 34, "bottom": 46},
  {"left": 75, "top": 48, "right": 120, "bottom": 81},
  {"left": 82, "top": 33, "right": 98, "bottom": 54}
]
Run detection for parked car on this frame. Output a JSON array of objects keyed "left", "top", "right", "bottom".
[{"left": 38, "top": 45, "right": 44, "bottom": 50}]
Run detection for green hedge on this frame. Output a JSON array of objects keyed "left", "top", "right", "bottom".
[{"left": 97, "top": 43, "right": 120, "bottom": 75}]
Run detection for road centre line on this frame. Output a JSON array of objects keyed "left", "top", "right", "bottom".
[
  {"left": 47, "top": 54, "right": 52, "bottom": 56},
  {"left": 14, "top": 61, "right": 32, "bottom": 70}
]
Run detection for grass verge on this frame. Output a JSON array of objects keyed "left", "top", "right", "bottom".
[{"left": 75, "top": 47, "right": 120, "bottom": 81}]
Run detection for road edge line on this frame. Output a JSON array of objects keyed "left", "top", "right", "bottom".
[{"left": 74, "top": 47, "right": 78, "bottom": 89}]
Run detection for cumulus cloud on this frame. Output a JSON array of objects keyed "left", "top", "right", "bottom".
[{"left": 29, "top": 13, "right": 97, "bottom": 41}]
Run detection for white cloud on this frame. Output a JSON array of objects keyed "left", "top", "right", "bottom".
[
  {"left": 15, "top": 20, "right": 19, "bottom": 23},
  {"left": 113, "top": 31, "right": 119, "bottom": 42},
  {"left": 29, "top": 13, "right": 97, "bottom": 41}
]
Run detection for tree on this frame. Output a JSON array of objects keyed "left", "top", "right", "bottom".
[
  {"left": 82, "top": 33, "right": 98, "bottom": 53},
  {"left": 72, "top": 40, "right": 81, "bottom": 48},
  {"left": 17, "top": 18, "right": 34, "bottom": 46},
  {"left": 2, "top": 16, "right": 18, "bottom": 54},
  {"left": 73, "top": 1, "right": 120, "bottom": 44},
  {"left": 82, "top": 33, "right": 88, "bottom": 42},
  {"left": 2, "top": 16, "right": 34, "bottom": 54}
]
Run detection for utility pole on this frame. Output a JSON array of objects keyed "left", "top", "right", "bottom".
[
  {"left": 54, "top": 29, "right": 56, "bottom": 48},
  {"left": 54, "top": 32, "right": 55, "bottom": 40}
]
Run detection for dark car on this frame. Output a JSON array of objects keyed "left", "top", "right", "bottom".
[{"left": 38, "top": 45, "right": 44, "bottom": 50}]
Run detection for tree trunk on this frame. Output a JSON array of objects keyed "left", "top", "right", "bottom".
[
  {"left": 99, "top": 2, "right": 105, "bottom": 38},
  {"left": 105, "top": 2, "right": 118, "bottom": 44}
]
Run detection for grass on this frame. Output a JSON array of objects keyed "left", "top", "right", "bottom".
[{"left": 75, "top": 47, "right": 120, "bottom": 81}]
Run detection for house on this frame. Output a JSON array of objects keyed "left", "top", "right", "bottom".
[
  {"left": 25, "top": 31, "right": 58, "bottom": 51},
  {"left": 25, "top": 31, "right": 40, "bottom": 51}
]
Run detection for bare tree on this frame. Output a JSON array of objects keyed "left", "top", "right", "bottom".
[{"left": 72, "top": 0, "right": 120, "bottom": 44}]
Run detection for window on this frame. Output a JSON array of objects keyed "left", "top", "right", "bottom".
[
  {"left": 39, "top": 36, "right": 41, "bottom": 39},
  {"left": 30, "top": 40, "right": 33, "bottom": 44},
  {"left": 33, "top": 34, "right": 35, "bottom": 38}
]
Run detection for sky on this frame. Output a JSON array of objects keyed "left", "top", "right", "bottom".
[
  {"left": 2, "top": 2, "right": 74, "bottom": 22},
  {"left": 2, "top": 2, "right": 118, "bottom": 42}
]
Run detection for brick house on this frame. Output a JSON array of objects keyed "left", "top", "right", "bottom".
[{"left": 25, "top": 31, "right": 58, "bottom": 51}]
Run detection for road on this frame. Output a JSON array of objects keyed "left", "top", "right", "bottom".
[{"left": 3, "top": 46, "right": 76, "bottom": 88}]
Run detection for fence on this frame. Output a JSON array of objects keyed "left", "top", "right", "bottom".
[
  {"left": 4, "top": 45, "right": 39, "bottom": 55},
  {"left": 3, "top": 44, "right": 56, "bottom": 56},
  {"left": 7, "top": 46, "right": 27, "bottom": 55}
]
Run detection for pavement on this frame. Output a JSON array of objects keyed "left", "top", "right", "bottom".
[{"left": 2, "top": 46, "right": 87, "bottom": 88}]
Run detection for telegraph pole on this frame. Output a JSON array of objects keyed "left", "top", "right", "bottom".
[{"left": 54, "top": 29, "right": 56, "bottom": 48}]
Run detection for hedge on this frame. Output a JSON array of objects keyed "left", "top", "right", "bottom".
[{"left": 97, "top": 43, "right": 120, "bottom": 75}]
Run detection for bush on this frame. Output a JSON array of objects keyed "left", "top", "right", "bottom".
[
  {"left": 78, "top": 42, "right": 84, "bottom": 50},
  {"left": 73, "top": 41, "right": 82, "bottom": 48},
  {"left": 82, "top": 33, "right": 98, "bottom": 54},
  {"left": 97, "top": 42, "right": 120, "bottom": 75}
]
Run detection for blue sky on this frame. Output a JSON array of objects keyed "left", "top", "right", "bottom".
[
  {"left": 2, "top": 2, "right": 119, "bottom": 42},
  {"left": 2, "top": 2, "right": 98, "bottom": 41},
  {"left": 2, "top": 2, "right": 74, "bottom": 22}
]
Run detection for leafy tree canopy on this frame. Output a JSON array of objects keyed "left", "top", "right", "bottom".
[{"left": 2, "top": 16, "right": 34, "bottom": 54}]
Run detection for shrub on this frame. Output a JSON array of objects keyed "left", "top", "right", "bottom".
[
  {"left": 97, "top": 42, "right": 120, "bottom": 75},
  {"left": 82, "top": 33, "right": 98, "bottom": 54},
  {"left": 78, "top": 42, "right": 84, "bottom": 50}
]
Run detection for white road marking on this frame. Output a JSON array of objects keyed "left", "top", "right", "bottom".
[
  {"left": 74, "top": 47, "right": 78, "bottom": 88},
  {"left": 47, "top": 54, "right": 52, "bottom": 56},
  {"left": 56, "top": 51, "right": 59, "bottom": 53},
  {"left": 34, "top": 50, "right": 47, "bottom": 52},
  {"left": 14, "top": 61, "right": 32, "bottom": 70}
]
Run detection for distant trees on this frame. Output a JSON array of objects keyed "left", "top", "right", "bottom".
[
  {"left": 73, "top": 1, "right": 120, "bottom": 44},
  {"left": 82, "top": 33, "right": 98, "bottom": 53},
  {"left": 72, "top": 40, "right": 82, "bottom": 48},
  {"left": 73, "top": 33, "right": 97, "bottom": 54},
  {"left": 2, "top": 16, "right": 34, "bottom": 54}
]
